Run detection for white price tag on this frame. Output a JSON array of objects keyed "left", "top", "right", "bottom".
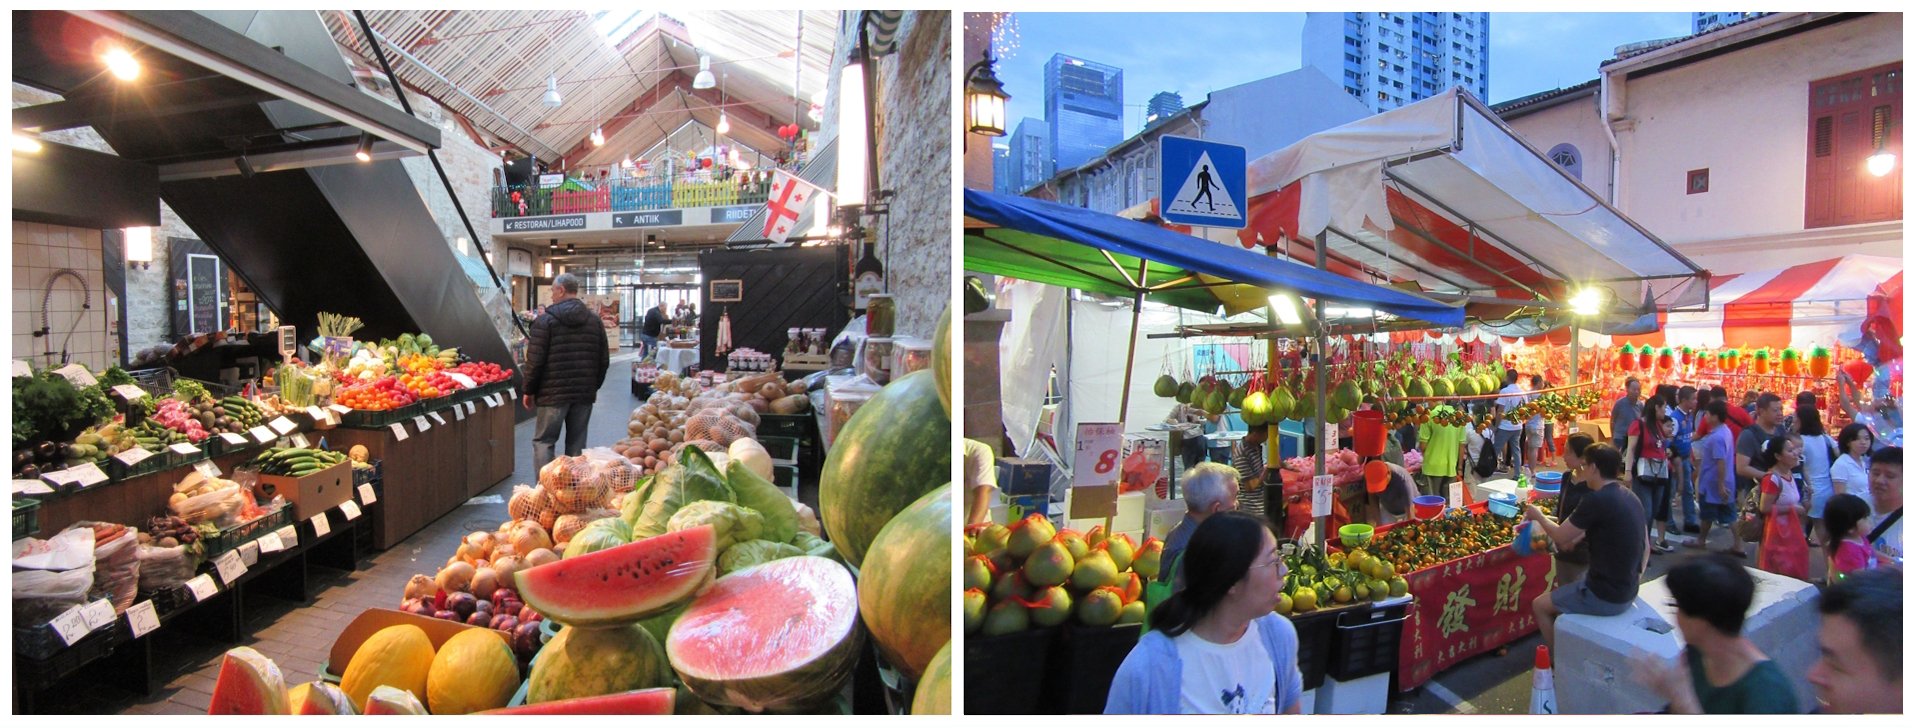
[
  {"left": 1312, "top": 474, "right": 1335, "bottom": 515},
  {"left": 340, "top": 500, "right": 362, "bottom": 521},
  {"left": 68, "top": 462, "right": 109, "bottom": 487},
  {"left": 194, "top": 460, "right": 222, "bottom": 478},
  {"left": 328, "top": 404, "right": 352, "bottom": 414},
  {"left": 50, "top": 606, "right": 91, "bottom": 645},
  {"left": 112, "top": 384, "right": 148, "bottom": 400},
  {"left": 358, "top": 483, "right": 378, "bottom": 504},
  {"left": 186, "top": 574, "right": 218, "bottom": 602},
  {"left": 258, "top": 531, "right": 285, "bottom": 553},
  {"left": 290, "top": 433, "right": 311, "bottom": 448},
  {"left": 13, "top": 479, "right": 55, "bottom": 495},
  {"left": 507, "top": 388, "right": 516, "bottom": 399},
  {"left": 1072, "top": 422, "right": 1124, "bottom": 489},
  {"left": 168, "top": 443, "right": 200, "bottom": 456},
  {"left": 466, "top": 402, "right": 477, "bottom": 416},
  {"left": 428, "top": 410, "right": 446, "bottom": 426},
  {"left": 274, "top": 525, "right": 299, "bottom": 549},
  {"left": 1323, "top": 423, "right": 1339, "bottom": 447},
  {"left": 81, "top": 599, "right": 117, "bottom": 631},
  {"left": 485, "top": 395, "right": 501, "bottom": 408},
  {"left": 453, "top": 405, "right": 465, "bottom": 421},
  {"left": 11, "top": 359, "right": 30, "bottom": 377},
  {"left": 269, "top": 417, "right": 297, "bottom": 435},
  {"left": 390, "top": 422, "right": 408, "bottom": 441},
  {"left": 249, "top": 425, "right": 277, "bottom": 443},
  {"left": 1568, "top": 425, "right": 1580, "bottom": 434},
  {"left": 305, "top": 406, "right": 326, "bottom": 421},
  {"left": 114, "top": 447, "right": 155, "bottom": 466},
  {"left": 311, "top": 512, "right": 331, "bottom": 538},
  {"left": 446, "top": 372, "right": 477, "bottom": 389},
  {"left": 213, "top": 550, "right": 247, "bottom": 585},
  {"left": 126, "top": 600, "right": 160, "bottom": 638},
  {"left": 52, "top": 363, "right": 98, "bottom": 387},
  {"left": 413, "top": 415, "right": 431, "bottom": 432},
  {"left": 220, "top": 432, "right": 249, "bottom": 446}
]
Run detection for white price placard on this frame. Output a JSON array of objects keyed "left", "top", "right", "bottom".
[
  {"left": 249, "top": 425, "right": 277, "bottom": 443},
  {"left": 428, "top": 410, "right": 446, "bottom": 426},
  {"left": 213, "top": 550, "right": 247, "bottom": 585},
  {"left": 126, "top": 600, "right": 160, "bottom": 638},
  {"left": 194, "top": 460, "right": 222, "bottom": 478},
  {"left": 306, "top": 406, "right": 326, "bottom": 421},
  {"left": 12, "top": 359, "right": 30, "bottom": 377},
  {"left": 257, "top": 531, "right": 285, "bottom": 553},
  {"left": 290, "top": 433, "right": 311, "bottom": 448},
  {"left": 14, "top": 479, "right": 55, "bottom": 495},
  {"left": 269, "top": 417, "right": 297, "bottom": 435},
  {"left": 453, "top": 405, "right": 465, "bottom": 421},
  {"left": 114, "top": 447, "right": 155, "bottom": 466},
  {"left": 340, "top": 500, "right": 362, "bottom": 521},
  {"left": 112, "top": 384, "right": 148, "bottom": 400},
  {"left": 67, "top": 462, "right": 110, "bottom": 488},
  {"left": 220, "top": 432, "right": 249, "bottom": 446},
  {"left": 328, "top": 404, "right": 352, "bottom": 414},
  {"left": 465, "top": 402, "right": 476, "bottom": 416},
  {"left": 1072, "top": 422, "right": 1124, "bottom": 489},
  {"left": 1323, "top": 423, "right": 1339, "bottom": 448},
  {"left": 186, "top": 574, "right": 218, "bottom": 602},
  {"left": 507, "top": 388, "right": 517, "bottom": 399},
  {"left": 446, "top": 372, "right": 477, "bottom": 389},
  {"left": 359, "top": 484, "right": 378, "bottom": 504},
  {"left": 1312, "top": 474, "right": 1335, "bottom": 515},
  {"left": 390, "top": 422, "right": 408, "bottom": 441},
  {"left": 274, "top": 525, "right": 298, "bottom": 548},
  {"left": 50, "top": 606, "right": 91, "bottom": 645},
  {"left": 413, "top": 416, "right": 431, "bottom": 432},
  {"left": 168, "top": 443, "right": 200, "bottom": 456},
  {"left": 52, "top": 363, "right": 97, "bottom": 387},
  {"left": 81, "top": 599, "right": 117, "bottom": 631},
  {"left": 311, "top": 512, "right": 331, "bottom": 538}
]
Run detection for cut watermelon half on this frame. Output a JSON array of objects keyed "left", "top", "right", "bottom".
[
  {"left": 482, "top": 687, "right": 676, "bottom": 715},
  {"left": 666, "top": 555, "right": 862, "bottom": 712},
  {"left": 516, "top": 525, "right": 716, "bottom": 627},
  {"left": 208, "top": 647, "right": 290, "bottom": 715}
]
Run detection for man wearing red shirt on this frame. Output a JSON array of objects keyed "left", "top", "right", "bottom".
[{"left": 1696, "top": 386, "right": 1751, "bottom": 442}]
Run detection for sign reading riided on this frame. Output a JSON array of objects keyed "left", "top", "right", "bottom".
[
  {"left": 502, "top": 215, "right": 587, "bottom": 232},
  {"left": 612, "top": 210, "right": 684, "bottom": 228},
  {"left": 713, "top": 205, "right": 758, "bottom": 224}
]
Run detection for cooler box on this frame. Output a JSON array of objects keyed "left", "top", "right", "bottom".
[
  {"left": 1146, "top": 500, "right": 1184, "bottom": 540},
  {"left": 255, "top": 461, "right": 353, "bottom": 521},
  {"left": 1063, "top": 490, "right": 1144, "bottom": 534}
]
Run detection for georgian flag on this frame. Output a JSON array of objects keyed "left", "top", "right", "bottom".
[{"left": 762, "top": 170, "right": 826, "bottom": 244}]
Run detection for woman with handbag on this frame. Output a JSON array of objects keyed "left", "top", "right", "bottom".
[
  {"left": 1751, "top": 434, "right": 1811, "bottom": 580},
  {"left": 1626, "top": 396, "right": 1678, "bottom": 553}
]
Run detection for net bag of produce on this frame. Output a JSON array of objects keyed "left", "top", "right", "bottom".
[
  {"left": 508, "top": 484, "right": 549, "bottom": 522},
  {"left": 582, "top": 448, "right": 643, "bottom": 493},
  {"left": 541, "top": 455, "right": 608, "bottom": 514}
]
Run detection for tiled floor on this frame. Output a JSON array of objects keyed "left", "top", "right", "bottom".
[{"left": 30, "top": 354, "right": 662, "bottom": 715}]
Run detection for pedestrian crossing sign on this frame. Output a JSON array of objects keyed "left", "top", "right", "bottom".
[{"left": 1158, "top": 135, "right": 1247, "bottom": 228}]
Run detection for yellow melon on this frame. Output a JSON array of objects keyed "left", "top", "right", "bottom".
[
  {"left": 340, "top": 624, "right": 434, "bottom": 711},
  {"left": 427, "top": 629, "right": 520, "bottom": 714}
]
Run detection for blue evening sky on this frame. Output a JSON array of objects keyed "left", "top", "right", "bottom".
[{"left": 990, "top": 12, "right": 1694, "bottom": 138}]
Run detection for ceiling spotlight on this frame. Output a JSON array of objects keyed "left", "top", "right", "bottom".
[
  {"left": 693, "top": 55, "right": 716, "bottom": 90},
  {"left": 103, "top": 46, "right": 140, "bottom": 81},
  {"left": 590, "top": 127, "right": 606, "bottom": 147},
  {"left": 13, "top": 133, "right": 44, "bottom": 153},
  {"left": 354, "top": 133, "right": 374, "bottom": 162},
  {"left": 542, "top": 75, "right": 563, "bottom": 108}
]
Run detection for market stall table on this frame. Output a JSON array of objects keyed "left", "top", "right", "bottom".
[{"left": 656, "top": 345, "right": 699, "bottom": 375}]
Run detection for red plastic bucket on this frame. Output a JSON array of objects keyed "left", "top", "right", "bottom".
[{"left": 1351, "top": 410, "right": 1387, "bottom": 456}]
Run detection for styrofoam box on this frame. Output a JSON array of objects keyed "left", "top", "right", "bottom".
[
  {"left": 1555, "top": 569, "right": 1820, "bottom": 714},
  {"left": 1314, "top": 671, "right": 1389, "bottom": 714},
  {"left": 1063, "top": 490, "right": 1145, "bottom": 534},
  {"left": 1147, "top": 500, "right": 1185, "bottom": 540}
]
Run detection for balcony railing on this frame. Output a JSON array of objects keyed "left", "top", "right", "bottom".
[{"left": 494, "top": 168, "right": 777, "bottom": 218}]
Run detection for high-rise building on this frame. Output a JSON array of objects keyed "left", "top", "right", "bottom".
[
  {"left": 992, "top": 145, "right": 1012, "bottom": 194},
  {"left": 1303, "top": 12, "right": 1488, "bottom": 113},
  {"left": 1006, "top": 118, "right": 1052, "bottom": 194},
  {"left": 1145, "top": 91, "right": 1185, "bottom": 127},
  {"left": 1044, "top": 54, "right": 1124, "bottom": 173},
  {"left": 1692, "top": 12, "right": 1769, "bottom": 33}
]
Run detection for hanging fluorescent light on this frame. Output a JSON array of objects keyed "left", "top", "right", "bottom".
[
  {"left": 692, "top": 55, "right": 716, "bottom": 90},
  {"left": 1267, "top": 293, "right": 1303, "bottom": 326},
  {"left": 836, "top": 51, "right": 868, "bottom": 208},
  {"left": 102, "top": 46, "right": 140, "bottom": 81},
  {"left": 124, "top": 226, "right": 153, "bottom": 264},
  {"left": 542, "top": 75, "right": 563, "bottom": 108},
  {"left": 13, "top": 133, "right": 43, "bottom": 153},
  {"left": 354, "top": 133, "right": 374, "bottom": 162},
  {"left": 716, "top": 111, "right": 730, "bottom": 135},
  {"left": 590, "top": 127, "right": 606, "bottom": 147}
]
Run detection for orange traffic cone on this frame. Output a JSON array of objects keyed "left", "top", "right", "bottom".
[{"left": 1529, "top": 645, "right": 1557, "bottom": 714}]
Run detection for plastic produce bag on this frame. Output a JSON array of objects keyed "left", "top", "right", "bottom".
[
  {"left": 13, "top": 563, "right": 94, "bottom": 625},
  {"left": 12, "top": 527, "right": 96, "bottom": 572},
  {"left": 79, "top": 523, "right": 141, "bottom": 612},
  {"left": 137, "top": 543, "right": 199, "bottom": 592},
  {"left": 172, "top": 485, "right": 246, "bottom": 527}
]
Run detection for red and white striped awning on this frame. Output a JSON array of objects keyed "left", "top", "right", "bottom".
[{"left": 1603, "top": 255, "right": 1902, "bottom": 351}]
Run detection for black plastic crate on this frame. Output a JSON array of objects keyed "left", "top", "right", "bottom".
[
  {"left": 203, "top": 505, "right": 292, "bottom": 558},
  {"left": 352, "top": 459, "right": 384, "bottom": 486},
  {"left": 1053, "top": 623, "right": 1142, "bottom": 714},
  {"left": 1290, "top": 607, "right": 1339, "bottom": 690},
  {"left": 1327, "top": 599, "right": 1411, "bottom": 681},
  {"left": 757, "top": 413, "right": 810, "bottom": 439},
  {"left": 964, "top": 626, "right": 1058, "bottom": 714}
]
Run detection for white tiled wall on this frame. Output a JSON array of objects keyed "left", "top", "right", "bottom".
[{"left": 13, "top": 220, "right": 111, "bottom": 372}]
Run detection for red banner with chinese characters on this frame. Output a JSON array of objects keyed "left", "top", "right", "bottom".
[{"left": 1394, "top": 544, "right": 1557, "bottom": 691}]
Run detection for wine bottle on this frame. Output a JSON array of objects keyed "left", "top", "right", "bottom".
[{"left": 853, "top": 228, "right": 884, "bottom": 312}]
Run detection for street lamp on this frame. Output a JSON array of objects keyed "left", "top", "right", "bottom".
[
  {"left": 965, "top": 53, "right": 1010, "bottom": 137},
  {"left": 1568, "top": 287, "right": 1606, "bottom": 316},
  {"left": 1868, "top": 114, "right": 1897, "bottom": 177}
]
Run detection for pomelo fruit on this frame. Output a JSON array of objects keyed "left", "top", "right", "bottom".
[
  {"left": 981, "top": 599, "right": 1029, "bottom": 635},
  {"left": 1053, "top": 529, "right": 1089, "bottom": 561},
  {"left": 858, "top": 485, "right": 952, "bottom": 680},
  {"left": 1100, "top": 534, "right": 1136, "bottom": 572},
  {"left": 208, "top": 646, "right": 289, "bottom": 715},
  {"left": 963, "top": 554, "right": 996, "bottom": 592},
  {"left": 1005, "top": 513, "right": 1057, "bottom": 559},
  {"left": 1131, "top": 537, "right": 1164, "bottom": 579},
  {"left": 1069, "top": 548, "right": 1119, "bottom": 591},
  {"left": 989, "top": 568, "right": 1034, "bottom": 603},
  {"left": 667, "top": 556, "right": 862, "bottom": 712},
  {"left": 963, "top": 588, "right": 987, "bottom": 634},
  {"left": 529, "top": 623, "right": 672, "bottom": 703},
  {"left": 515, "top": 525, "right": 716, "bottom": 627},
  {"left": 819, "top": 370, "right": 950, "bottom": 568},
  {"left": 1117, "top": 599, "right": 1145, "bottom": 625},
  {"left": 912, "top": 642, "right": 952, "bottom": 715},
  {"left": 1152, "top": 374, "right": 1178, "bottom": 398},
  {"left": 1024, "top": 585, "right": 1074, "bottom": 627},
  {"left": 1022, "top": 539, "right": 1074, "bottom": 588},
  {"left": 427, "top": 628, "right": 520, "bottom": 714},
  {"left": 339, "top": 624, "right": 433, "bottom": 712},
  {"left": 967, "top": 522, "right": 1010, "bottom": 553},
  {"left": 483, "top": 687, "right": 676, "bottom": 714},
  {"left": 1077, "top": 587, "right": 1123, "bottom": 626}
]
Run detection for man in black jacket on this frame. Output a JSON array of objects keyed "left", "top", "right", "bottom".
[
  {"left": 523, "top": 272, "right": 610, "bottom": 469},
  {"left": 640, "top": 302, "right": 665, "bottom": 356}
]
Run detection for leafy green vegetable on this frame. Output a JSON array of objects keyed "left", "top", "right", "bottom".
[
  {"left": 13, "top": 371, "right": 92, "bottom": 443},
  {"left": 75, "top": 385, "right": 114, "bottom": 428},
  {"left": 726, "top": 460, "right": 799, "bottom": 543},
  {"left": 172, "top": 378, "right": 209, "bottom": 404},
  {"left": 667, "top": 500, "right": 763, "bottom": 554},
  {"left": 791, "top": 531, "right": 842, "bottom": 563},
  {"left": 563, "top": 517, "right": 633, "bottom": 559},
  {"left": 97, "top": 366, "right": 136, "bottom": 387},
  {"left": 716, "top": 539, "right": 804, "bottom": 575},
  {"left": 628, "top": 446, "right": 735, "bottom": 538}
]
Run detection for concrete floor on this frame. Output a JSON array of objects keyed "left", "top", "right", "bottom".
[{"left": 36, "top": 354, "right": 691, "bottom": 714}]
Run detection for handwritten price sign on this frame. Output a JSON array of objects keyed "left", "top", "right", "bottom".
[{"left": 1073, "top": 422, "right": 1123, "bottom": 489}]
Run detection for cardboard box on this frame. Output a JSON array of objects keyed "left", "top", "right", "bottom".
[
  {"left": 327, "top": 608, "right": 513, "bottom": 679},
  {"left": 1573, "top": 418, "right": 1612, "bottom": 443},
  {"left": 997, "top": 457, "right": 1053, "bottom": 497},
  {"left": 256, "top": 461, "right": 353, "bottom": 521}
]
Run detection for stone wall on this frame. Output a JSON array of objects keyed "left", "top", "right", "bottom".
[{"left": 872, "top": 10, "right": 952, "bottom": 339}]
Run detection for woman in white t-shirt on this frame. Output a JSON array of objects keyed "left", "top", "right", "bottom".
[
  {"left": 1105, "top": 512, "right": 1303, "bottom": 714},
  {"left": 1797, "top": 406, "right": 1836, "bottom": 544},
  {"left": 1831, "top": 423, "right": 1874, "bottom": 511}
]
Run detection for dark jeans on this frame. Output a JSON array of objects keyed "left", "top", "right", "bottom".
[
  {"left": 1179, "top": 434, "right": 1208, "bottom": 470},
  {"left": 533, "top": 403, "right": 593, "bottom": 471}
]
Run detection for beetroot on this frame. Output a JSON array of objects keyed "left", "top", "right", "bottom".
[
  {"left": 447, "top": 592, "right": 478, "bottom": 618},
  {"left": 475, "top": 599, "right": 494, "bottom": 616},
  {"left": 491, "top": 588, "right": 518, "bottom": 606},
  {"left": 433, "top": 610, "right": 459, "bottom": 622},
  {"left": 467, "top": 611, "right": 492, "bottom": 626},
  {"left": 491, "top": 615, "right": 520, "bottom": 633}
]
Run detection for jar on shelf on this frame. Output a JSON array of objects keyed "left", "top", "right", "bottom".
[{"left": 866, "top": 294, "right": 895, "bottom": 338}]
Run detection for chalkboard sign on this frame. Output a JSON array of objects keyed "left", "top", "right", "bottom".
[
  {"left": 709, "top": 279, "right": 743, "bottom": 302},
  {"left": 187, "top": 253, "right": 222, "bottom": 333}
]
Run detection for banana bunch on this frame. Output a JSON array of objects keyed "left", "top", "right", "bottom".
[
  {"left": 435, "top": 347, "right": 460, "bottom": 366},
  {"left": 241, "top": 447, "right": 350, "bottom": 477}
]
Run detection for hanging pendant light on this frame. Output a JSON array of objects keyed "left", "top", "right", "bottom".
[
  {"left": 693, "top": 55, "right": 716, "bottom": 89},
  {"left": 716, "top": 111, "right": 730, "bottom": 136},
  {"left": 590, "top": 127, "right": 606, "bottom": 147},
  {"left": 715, "top": 72, "right": 730, "bottom": 135},
  {"left": 542, "top": 75, "right": 563, "bottom": 108}
]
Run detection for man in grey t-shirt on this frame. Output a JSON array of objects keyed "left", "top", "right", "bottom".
[
  {"left": 1611, "top": 376, "right": 1643, "bottom": 452},
  {"left": 1735, "top": 393, "right": 1783, "bottom": 496}
]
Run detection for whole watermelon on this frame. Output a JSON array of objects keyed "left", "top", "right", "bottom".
[
  {"left": 527, "top": 624, "right": 673, "bottom": 703},
  {"left": 933, "top": 307, "right": 952, "bottom": 417},
  {"left": 820, "top": 370, "right": 951, "bottom": 568},
  {"left": 858, "top": 485, "right": 952, "bottom": 680},
  {"left": 912, "top": 641, "right": 952, "bottom": 714}
]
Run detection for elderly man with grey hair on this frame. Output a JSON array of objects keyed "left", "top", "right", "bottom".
[
  {"left": 1158, "top": 462, "right": 1242, "bottom": 589},
  {"left": 523, "top": 272, "right": 610, "bottom": 470}
]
